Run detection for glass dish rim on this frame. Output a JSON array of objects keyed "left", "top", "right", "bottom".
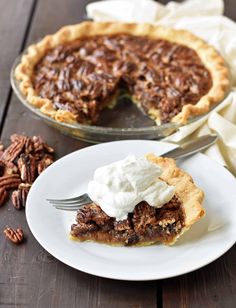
[
  {"left": 11, "top": 52, "right": 230, "bottom": 138},
  {"left": 10, "top": 54, "right": 184, "bottom": 137}
]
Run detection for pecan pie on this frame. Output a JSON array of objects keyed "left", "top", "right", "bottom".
[
  {"left": 70, "top": 155, "right": 205, "bottom": 246},
  {"left": 15, "top": 22, "right": 230, "bottom": 125}
]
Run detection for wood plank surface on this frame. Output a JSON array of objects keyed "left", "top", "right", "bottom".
[
  {"left": 0, "top": 0, "right": 157, "bottom": 307},
  {"left": 0, "top": 0, "right": 34, "bottom": 128},
  {"left": 161, "top": 1, "right": 236, "bottom": 307},
  {"left": 0, "top": 0, "right": 235, "bottom": 307}
]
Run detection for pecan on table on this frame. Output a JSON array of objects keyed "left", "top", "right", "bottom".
[
  {"left": 17, "top": 154, "right": 36, "bottom": 184},
  {"left": 43, "top": 143, "right": 54, "bottom": 154},
  {"left": 0, "top": 174, "right": 21, "bottom": 190},
  {"left": 10, "top": 134, "right": 26, "bottom": 143},
  {"left": 0, "top": 188, "right": 8, "bottom": 207},
  {"left": 0, "top": 161, "right": 18, "bottom": 176},
  {"left": 32, "top": 136, "right": 54, "bottom": 154},
  {"left": 3, "top": 227, "right": 24, "bottom": 244},
  {"left": 5, "top": 162, "right": 18, "bottom": 176},
  {"left": 31, "top": 136, "right": 44, "bottom": 152},
  {"left": 0, "top": 134, "right": 55, "bottom": 210},
  {"left": 37, "top": 154, "right": 54, "bottom": 174},
  {"left": 24, "top": 137, "right": 34, "bottom": 154},
  {"left": 1, "top": 139, "right": 26, "bottom": 163},
  {"left": 12, "top": 183, "right": 31, "bottom": 210}
]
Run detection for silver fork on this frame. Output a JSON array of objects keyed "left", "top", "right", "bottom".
[
  {"left": 47, "top": 193, "right": 92, "bottom": 210},
  {"left": 47, "top": 134, "right": 217, "bottom": 211}
]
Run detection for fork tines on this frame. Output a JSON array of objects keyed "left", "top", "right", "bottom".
[{"left": 47, "top": 193, "right": 92, "bottom": 210}]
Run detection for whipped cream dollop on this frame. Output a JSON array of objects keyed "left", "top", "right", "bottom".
[{"left": 88, "top": 155, "right": 175, "bottom": 221}]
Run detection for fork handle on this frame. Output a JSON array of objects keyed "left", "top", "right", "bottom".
[{"left": 161, "top": 134, "right": 218, "bottom": 159}]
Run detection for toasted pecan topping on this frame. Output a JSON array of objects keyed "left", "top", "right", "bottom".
[
  {"left": 71, "top": 195, "right": 185, "bottom": 246},
  {"left": 33, "top": 34, "right": 212, "bottom": 124}
]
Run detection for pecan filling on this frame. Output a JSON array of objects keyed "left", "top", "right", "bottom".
[
  {"left": 70, "top": 195, "right": 185, "bottom": 246},
  {"left": 33, "top": 34, "right": 212, "bottom": 124}
]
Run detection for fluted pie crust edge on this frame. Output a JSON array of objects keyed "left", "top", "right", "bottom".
[
  {"left": 15, "top": 21, "right": 230, "bottom": 125},
  {"left": 146, "top": 154, "right": 205, "bottom": 244}
]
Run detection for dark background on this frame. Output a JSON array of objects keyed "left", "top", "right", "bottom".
[{"left": 0, "top": 1, "right": 235, "bottom": 307}]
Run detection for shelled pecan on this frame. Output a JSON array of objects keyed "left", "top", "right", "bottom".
[
  {"left": 0, "top": 174, "right": 21, "bottom": 190},
  {"left": 43, "top": 143, "right": 54, "bottom": 154},
  {"left": 10, "top": 134, "right": 25, "bottom": 143},
  {"left": 5, "top": 162, "right": 18, "bottom": 175},
  {"left": 17, "top": 154, "right": 37, "bottom": 183},
  {"left": 0, "top": 188, "right": 8, "bottom": 207},
  {"left": 24, "top": 137, "right": 34, "bottom": 154},
  {"left": 0, "top": 161, "right": 18, "bottom": 176},
  {"left": 37, "top": 155, "right": 54, "bottom": 174},
  {"left": 0, "top": 134, "right": 55, "bottom": 209},
  {"left": 31, "top": 136, "right": 45, "bottom": 152},
  {"left": 12, "top": 183, "right": 31, "bottom": 210},
  {"left": 3, "top": 227, "right": 24, "bottom": 244},
  {"left": 1, "top": 140, "right": 25, "bottom": 163},
  {"left": 10, "top": 134, "right": 34, "bottom": 154}
]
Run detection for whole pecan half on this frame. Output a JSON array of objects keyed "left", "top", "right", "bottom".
[
  {"left": 0, "top": 188, "right": 8, "bottom": 207},
  {"left": 1, "top": 139, "right": 25, "bottom": 163},
  {"left": 3, "top": 227, "right": 24, "bottom": 244},
  {"left": 12, "top": 183, "right": 31, "bottom": 210},
  {"left": 0, "top": 174, "right": 21, "bottom": 190},
  {"left": 17, "top": 154, "right": 36, "bottom": 184}
]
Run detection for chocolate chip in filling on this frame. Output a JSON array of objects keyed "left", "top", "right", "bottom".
[
  {"left": 70, "top": 195, "right": 185, "bottom": 246},
  {"left": 33, "top": 34, "right": 212, "bottom": 124}
]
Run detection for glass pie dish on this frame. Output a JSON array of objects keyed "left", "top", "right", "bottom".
[{"left": 10, "top": 54, "right": 218, "bottom": 143}]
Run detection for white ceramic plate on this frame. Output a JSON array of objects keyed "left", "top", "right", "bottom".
[{"left": 26, "top": 140, "right": 236, "bottom": 281}]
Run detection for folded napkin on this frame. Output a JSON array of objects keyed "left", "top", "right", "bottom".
[{"left": 87, "top": 0, "right": 236, "bottom": 176}]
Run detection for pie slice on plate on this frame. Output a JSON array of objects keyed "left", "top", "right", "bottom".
[
  {"left": 70, "top": 154, "right": 205, "bottom": 246},
  {"left": 15, "top": 22, "right": 230, "bottom": 125}
]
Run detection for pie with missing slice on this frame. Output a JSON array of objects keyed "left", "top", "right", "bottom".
[
  {"left": 70, "top": 155, "right": 205, "bottom": 246},
  {"left": 15, "top": 22, "right": 230, "bottom": 126}
]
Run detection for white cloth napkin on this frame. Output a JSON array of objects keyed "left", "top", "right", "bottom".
[{"left": 87, "top": 0, "right": 236, "bottom": 175}]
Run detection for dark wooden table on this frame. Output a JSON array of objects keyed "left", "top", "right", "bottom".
[{"left": 0, "top": 0, "right": 235, "bottom": 307}]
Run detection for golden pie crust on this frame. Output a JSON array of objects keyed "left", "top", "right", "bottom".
[
  {"left": 15, "top": 21, "right": 230, "bottom": 125},
  {"left": 146, "top": 154, "right": 205, "bottom": 244}
]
